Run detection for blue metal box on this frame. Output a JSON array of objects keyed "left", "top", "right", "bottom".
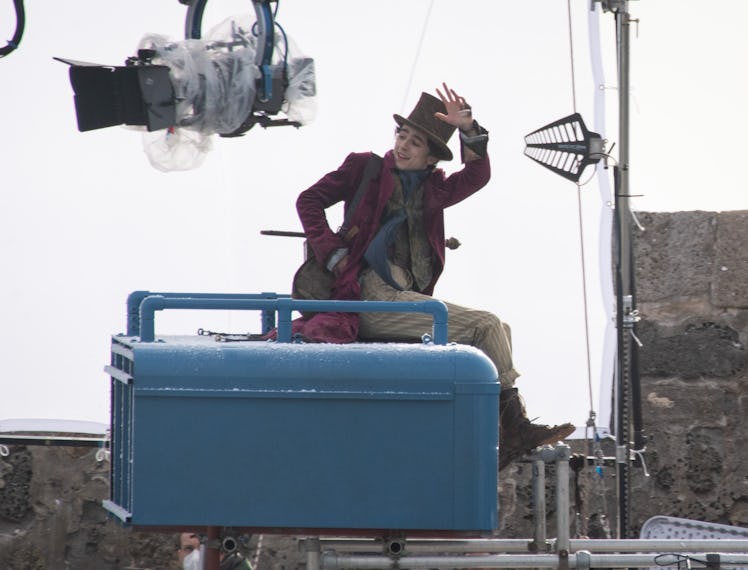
[{"left": 105, "top": 294, "right": 499, "bottom": 533}]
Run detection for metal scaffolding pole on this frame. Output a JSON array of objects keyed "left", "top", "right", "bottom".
[
  {"left": 311, "top": 538, "right": 748, "bottom": 555},
  {"left": 304, "top": 447, "right": 748, "bottom": 569},
  {"left": 592, "top": 0, "right": 645, "bottom": 539},
  {"left": 319, "top": 551, "right": 748, "bottom": 569}
]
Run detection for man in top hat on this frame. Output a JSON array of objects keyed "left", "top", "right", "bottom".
[{"left": 294, "top": 83, "right": 574, "bottom": 469}]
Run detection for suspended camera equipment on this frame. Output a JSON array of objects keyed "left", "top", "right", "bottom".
[
  {"left": 56, "top": 0, "right": 310, "bottom": 136},
  {"left": 183, "top": 0, "right": 302, "bottom": 135}
]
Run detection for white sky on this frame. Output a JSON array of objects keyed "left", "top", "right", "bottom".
[{"left": 1, "top": 1, "right": 745, "bottom": 430}]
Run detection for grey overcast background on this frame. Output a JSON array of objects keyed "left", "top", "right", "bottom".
[{"left": 1, "top": 1, "right": 745, "bottom": 431}]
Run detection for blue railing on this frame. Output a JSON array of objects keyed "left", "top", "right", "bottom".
[{"left": 126, "top": 291, "right": 449, "bottom": 345}]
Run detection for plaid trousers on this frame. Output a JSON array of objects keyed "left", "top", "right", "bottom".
[{"left": 358, "top": 268, "right": 519, "bottom": 387}]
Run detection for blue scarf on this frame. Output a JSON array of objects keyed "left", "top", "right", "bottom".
[{"left": 364, "top": 168, "right": 431, "bottom": 290}]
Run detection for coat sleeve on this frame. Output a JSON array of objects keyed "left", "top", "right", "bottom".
[
  {"left": 430, "top": 154, "right": 491, "bottom": 210},
  {"left": 296, "top": 152, "right": 370, "bottom": 266}
]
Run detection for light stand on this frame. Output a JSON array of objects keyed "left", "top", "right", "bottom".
[{"left": 606, "top": 0, "right": 647, "bottom": 541}]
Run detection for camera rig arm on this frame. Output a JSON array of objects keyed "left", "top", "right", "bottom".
[{"left": 181, "top": 0, "right": 297, "bottom": 136}]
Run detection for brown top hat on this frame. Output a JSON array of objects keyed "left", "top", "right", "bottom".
[{"left": 393, "top": 92, "right": 455, "bottom": 161}]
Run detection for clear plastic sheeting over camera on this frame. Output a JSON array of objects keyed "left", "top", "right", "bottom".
[
  {"left": 139, "top": 14, "right": 317, "bottom": 171},
  {"left": 141, "top": 33, "right": 259, "bottom": 136}
]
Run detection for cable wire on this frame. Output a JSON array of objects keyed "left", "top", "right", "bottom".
[
  {"left": 400, "top": 0, "right": 434, "bottom": 111},
  {"left": 0, "top": 0, "right": 25, "bottom": 58},
  {"left": 567, "top": 0, "right": 578, "bottom": 113},
  {"left": 566, "top": 0, "right": 596, "bottom": 419},
  {"left": 576, "top": 186, "right": 595, "bottom": 410}
]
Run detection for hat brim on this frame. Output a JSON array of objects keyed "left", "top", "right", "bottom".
[{"left": 393, "top": 114, "right": 453, "bottom": 161}]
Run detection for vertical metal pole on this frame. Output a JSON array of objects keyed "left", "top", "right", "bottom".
[
  {"left": 205, "top": 527, "right": 221, "bottom": 570},
  {"left": 556, "top": 445, "right": 571, "bottom": 553},
  {"left": 532, "top": 458, "right": 547, "bottom": 548},
  {"left": 617, "top": 3, "right": 632, "bottom": 296},
  {"left": 305, "top": 537, "right": 321, "bottom": 570},
  {"left": 615, "top": 2, "right": 633, "bottom": 541}
]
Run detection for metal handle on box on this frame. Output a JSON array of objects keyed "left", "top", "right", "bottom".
[{"left": 126, "top": 290, "right": 286, "bottom": 336}]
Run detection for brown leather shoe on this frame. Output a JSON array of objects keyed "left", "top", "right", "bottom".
[
  {"left": 498, "top": 387, "right": 575, "bottom": 470},
  {"left": 499, "top": 421, "right": 575, "bottom": 470},
  {"left": 521, "top": 421, "right": 576, "bottom": 449}
]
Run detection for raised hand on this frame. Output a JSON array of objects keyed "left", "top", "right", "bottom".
[{"left": 434, "top": 82, "right": 475, "bottom": 132}]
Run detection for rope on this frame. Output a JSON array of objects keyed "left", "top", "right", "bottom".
[
  {"left": 576, "top": 187, "right": 595, "bottom": 412},
  {"left": 568, "top": 1, "right": 616, "bottom": 537},
  {"left": 566, "top": 0, "right": 578, "bottom": 113},
  {"left": 566, "top": 0, "right": 596, "bottom": 421},
  {"left": 400, "top": 0, "right": 434, "bottom": 111}
]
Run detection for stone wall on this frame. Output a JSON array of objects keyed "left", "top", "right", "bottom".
[
  {"left": 498, "top": 210, "right": 748, "bottom": 538},
  {"left": 626, "top": 210, "right": 747, "bottom": 529},
  {"left": 0, "top": 445, "right": 301, "bottom": 570},
  {"left": 1, "top": 210, "right": 746, "bottom": 568},
  {"left": 0, "top": 446, "right": 178, "bottom": 569}
]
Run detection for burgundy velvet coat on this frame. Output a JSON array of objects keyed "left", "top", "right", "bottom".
[{"left": 290, "top": 148, "right": 491, "bottom": 343}]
